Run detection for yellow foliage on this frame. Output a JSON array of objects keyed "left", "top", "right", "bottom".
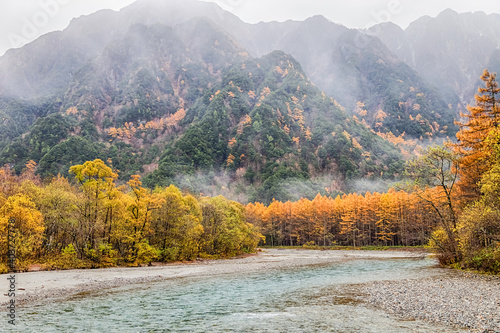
[
  {"left": 66, "top": 107, "right": 78, "bottom": 116},
  {"left": 342, "top": 130, "right": 351, "bottom": 141},
  {"left": 226, "top": 154, "right": 235, "bottom": 166},
  {"left": 0, "top": 194, "right": 44, "bottom": 262}
]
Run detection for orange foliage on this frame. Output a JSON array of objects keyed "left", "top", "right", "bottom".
[
  {"left": 236, "top": 115, "right": 252, "bottom": 135},
  {"left": 226, "top": 154, "right": 235, "bottom": 166},
  {"left": 107, "top": 108, "right": 186, "bottom": 141},
  {"left": 246, "top": 189, "right": 441, "bottom": 247},
  {"left": 66, "top": 107, "right": 78, "bottom": 116},
  {"left": 228, "top": 137, "right": 237, "bottom": 148},
  {"left": 454, "top": 69, "right": 500, "bottom": 201}
]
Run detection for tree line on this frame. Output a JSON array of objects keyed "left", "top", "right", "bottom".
[
  {"left": 246, "top": 190, "right": 440, "bottom": 248},
  {"left": 0, "top": 159, "right": 262, "bottom": 272},
  {"left": 247, "top": 69, "right": 500, "bottom": 274},
  {"left": 1, "top": 69, "right": 499, "bottom": 275}
]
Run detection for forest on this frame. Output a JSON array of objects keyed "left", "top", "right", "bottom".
[
  {"left": 0, "top": 70, "right": 499, "bottom": 275},
  {"left": 0, "top": 159, "right": 262, "bottom": 273},
  {"left": 249, "top": 70, "right": 500, "bottom": 274}
]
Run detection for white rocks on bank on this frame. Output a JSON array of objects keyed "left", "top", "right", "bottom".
[{"left": 362, "top": 272, "right": 500, "bottom": 332}]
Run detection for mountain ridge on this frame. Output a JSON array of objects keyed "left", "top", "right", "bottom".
[{"left": 0, "top": 1, "right": 496, "bottom": 202}]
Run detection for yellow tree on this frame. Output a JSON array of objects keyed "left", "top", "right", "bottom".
[
  {"left": 340, "top": 194, "right": 360, "bottom": 246},
  {"left": 263, "top": 200, "right": 283, "bottom": 246},
  {"left": 0, "top": 194, "right": 44, "bottom": 265},
  {"left": 292, "top": 198, "right": 316, "bottom": 245},
  {"left": 312, "top": 194, "right": 335, "bottom": 246},
  {"left": 69, "top": 159, "right": 119, "bottom": 257},
  {"left": 377, "top": 191, "right": 397, "bottom": 245},
  {"left": 38, "top": 176, "right": 79, "bottom": 254},
  {"left": 245, "top": 202, "right": 266, "bottom": 231},
  {"left": 199, "top": 195, "right": 260, "bottom": 256},
  {"left": 113, "top": 175, "right": 163, "bottom": 263},
  {"left": 364, "top": 191, "right": 381, "bottom": 245},
  {"left": 151, "top": 185, "right": 203, "bottom": 261},
  {"left": 404, "top": 145, "right": 461, "bottom": 263}
]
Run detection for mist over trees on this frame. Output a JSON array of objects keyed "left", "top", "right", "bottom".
[{"left": 0, "top": 1, "right": 498, "bottom": 274}]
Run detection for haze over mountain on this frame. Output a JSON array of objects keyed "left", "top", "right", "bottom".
[
  {"left": 0, "top": 0, "right": 498, "bottom": 202},
  {"left": 369, "top": 8, "right": 500, "bottom": 106}
]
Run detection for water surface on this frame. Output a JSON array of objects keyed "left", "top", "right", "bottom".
[{"left": 13, "top": 256, "right": 465, "bottom": 332}]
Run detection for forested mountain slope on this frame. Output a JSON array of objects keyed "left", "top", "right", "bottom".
[{"left": 0, "top": 0, "right": 492, "bottom": 203}]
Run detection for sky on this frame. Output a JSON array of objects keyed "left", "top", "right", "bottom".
[{"left": 1, "top": 0, "right": 500, "bottom": 56}]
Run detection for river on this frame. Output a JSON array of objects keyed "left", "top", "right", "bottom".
[{"left": 9, "top": 251, "right": 468, "bottom": 332}]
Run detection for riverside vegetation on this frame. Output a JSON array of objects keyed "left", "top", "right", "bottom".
[
  {"left": 0, "top": 71, "right": 500, "bottom": 274},
  {"left": 250, "top": 71, "right": 500, "bottom": 274},
  {"left": 0, "top": 0, "right": 497, "bottom": 274},
  {"left": 0, "top": 159, "right": 263, "bottom": 273}
]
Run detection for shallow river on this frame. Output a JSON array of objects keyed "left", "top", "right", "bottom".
[{"left": 13, "top": 256, "right": 466, "bottom": 332}]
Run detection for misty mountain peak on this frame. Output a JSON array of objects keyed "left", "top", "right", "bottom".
[
  {"left": 437, "top": 8, "right": 460, "bottom": 19},
  {"left": 305, "top": 15, "right": 330, "bottom": 24}
]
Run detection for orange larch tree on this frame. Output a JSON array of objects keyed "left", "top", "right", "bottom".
[{"left": 455, "top": 69, "right": 500, "bottom": 201}]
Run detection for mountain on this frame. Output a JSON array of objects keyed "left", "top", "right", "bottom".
[
  {"left": 143, "top": 50, "right": 404, "bottom": 202},
  {"left": 369, "top": 9, "right": 500, "bottom": 107},
  {"left": 0, "top": 0, "right": 491, "bottom": 202},
  {"left": 0, "top": 0, "right": 457, "bottom": 138},
  {"left": 231, "top": 16, "right": 456, "bottom": 138}
]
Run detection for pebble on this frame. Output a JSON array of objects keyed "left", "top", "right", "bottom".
[{"left": 361, "top": 271, "right": 500, "bottom": 332}]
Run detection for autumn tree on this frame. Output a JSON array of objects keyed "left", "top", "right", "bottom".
[
  {"left": 150, "top": 185, "right": 203, "bottom": 261},
  {"left": 200, "top": 196, "right": 261, "bottom": 257},
  {"left": 38, "top": 176, "right": 79, "bottom": 254},
  {"left": 340, "top": 194, "right": 360, "bottom": 246},
  {"left": 376, "top": 191, "right": 398, "bottom": 245},
  {"left": 69, "top": 159, "right": 119, "bottom": 259},
  {"left": 110, "top": 175, "right": 163, "bottom": 264},
  {"left": 457, "top": 145, "right": 500, "bottom": 273},
  {"left": 312, "top": 194, "right": 335, "bottom": 246},
  {"left": 455, "top": 69, "right": 500, "bottom": 201},
  {"left": 0, "top": 194, "right": 44, "bottom": 266},
  {"left": 403, "top": 145, "right": 460, "bottom": 263}
]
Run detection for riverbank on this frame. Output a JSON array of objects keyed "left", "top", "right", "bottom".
[
  {"left": 1, "top": 249, "right": 498, "bottom": 331},
  {"left": 0, "top": 249, "right": 424, "bottom": 306},
  {"left": 362, "top": 272, "right": 500, "bottom": 332}
]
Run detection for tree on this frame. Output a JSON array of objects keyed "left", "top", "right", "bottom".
[
  {"left": 377, "top": 191, "right": 397, "bottom": 246},
  {"left": 0, "top": 194, "right": 44, "bottom": 266},
  {"left": 339, "top": 194, "right": 359, "bottom": 246},
  {"left": 69, "top": 159, "right": 119, "bottom": 258},
  {"left": 200, "top": 196, "right": 261, "bottom": 257},
  {"left": 457, "top": 146, "right": 500, "bottom": 273},
  {"left": 403, "top": 145, "right": 460, "bottom": 263},
  {"left": 113, "top": 175, "right": 163, "bottom": 263},
  {"left": 455, "top": 69, "right": 500, "bottom": 201},
  {"left": 38, "top": 176, "right": 79, "bottom": 254},
  {"left": 150, "top": 185, "right": 203, "bottom": 261}
]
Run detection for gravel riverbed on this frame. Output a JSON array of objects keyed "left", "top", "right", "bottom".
[
  {"left": 361, "top": 271, "right": 500, "bottom": 332},
  {"left": 0, "top": 249, "right": 421, "bottom": 306},
  {"left": 1, "top": 249, "right": 498, "bottom": 332}
]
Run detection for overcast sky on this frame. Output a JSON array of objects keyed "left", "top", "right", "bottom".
[{"left": 1, "top": 0, "right": 500, "bottom": 56}]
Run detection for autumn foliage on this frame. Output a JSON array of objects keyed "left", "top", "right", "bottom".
[
  {"left": 455, "top": 69, "right": 500, "bottom": 202},
  {"left": 246, "top": 189, "right": 441, "bottom": 247},
  {"left": 0, "top": 160, "right": 262, "bottom": 272}
]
